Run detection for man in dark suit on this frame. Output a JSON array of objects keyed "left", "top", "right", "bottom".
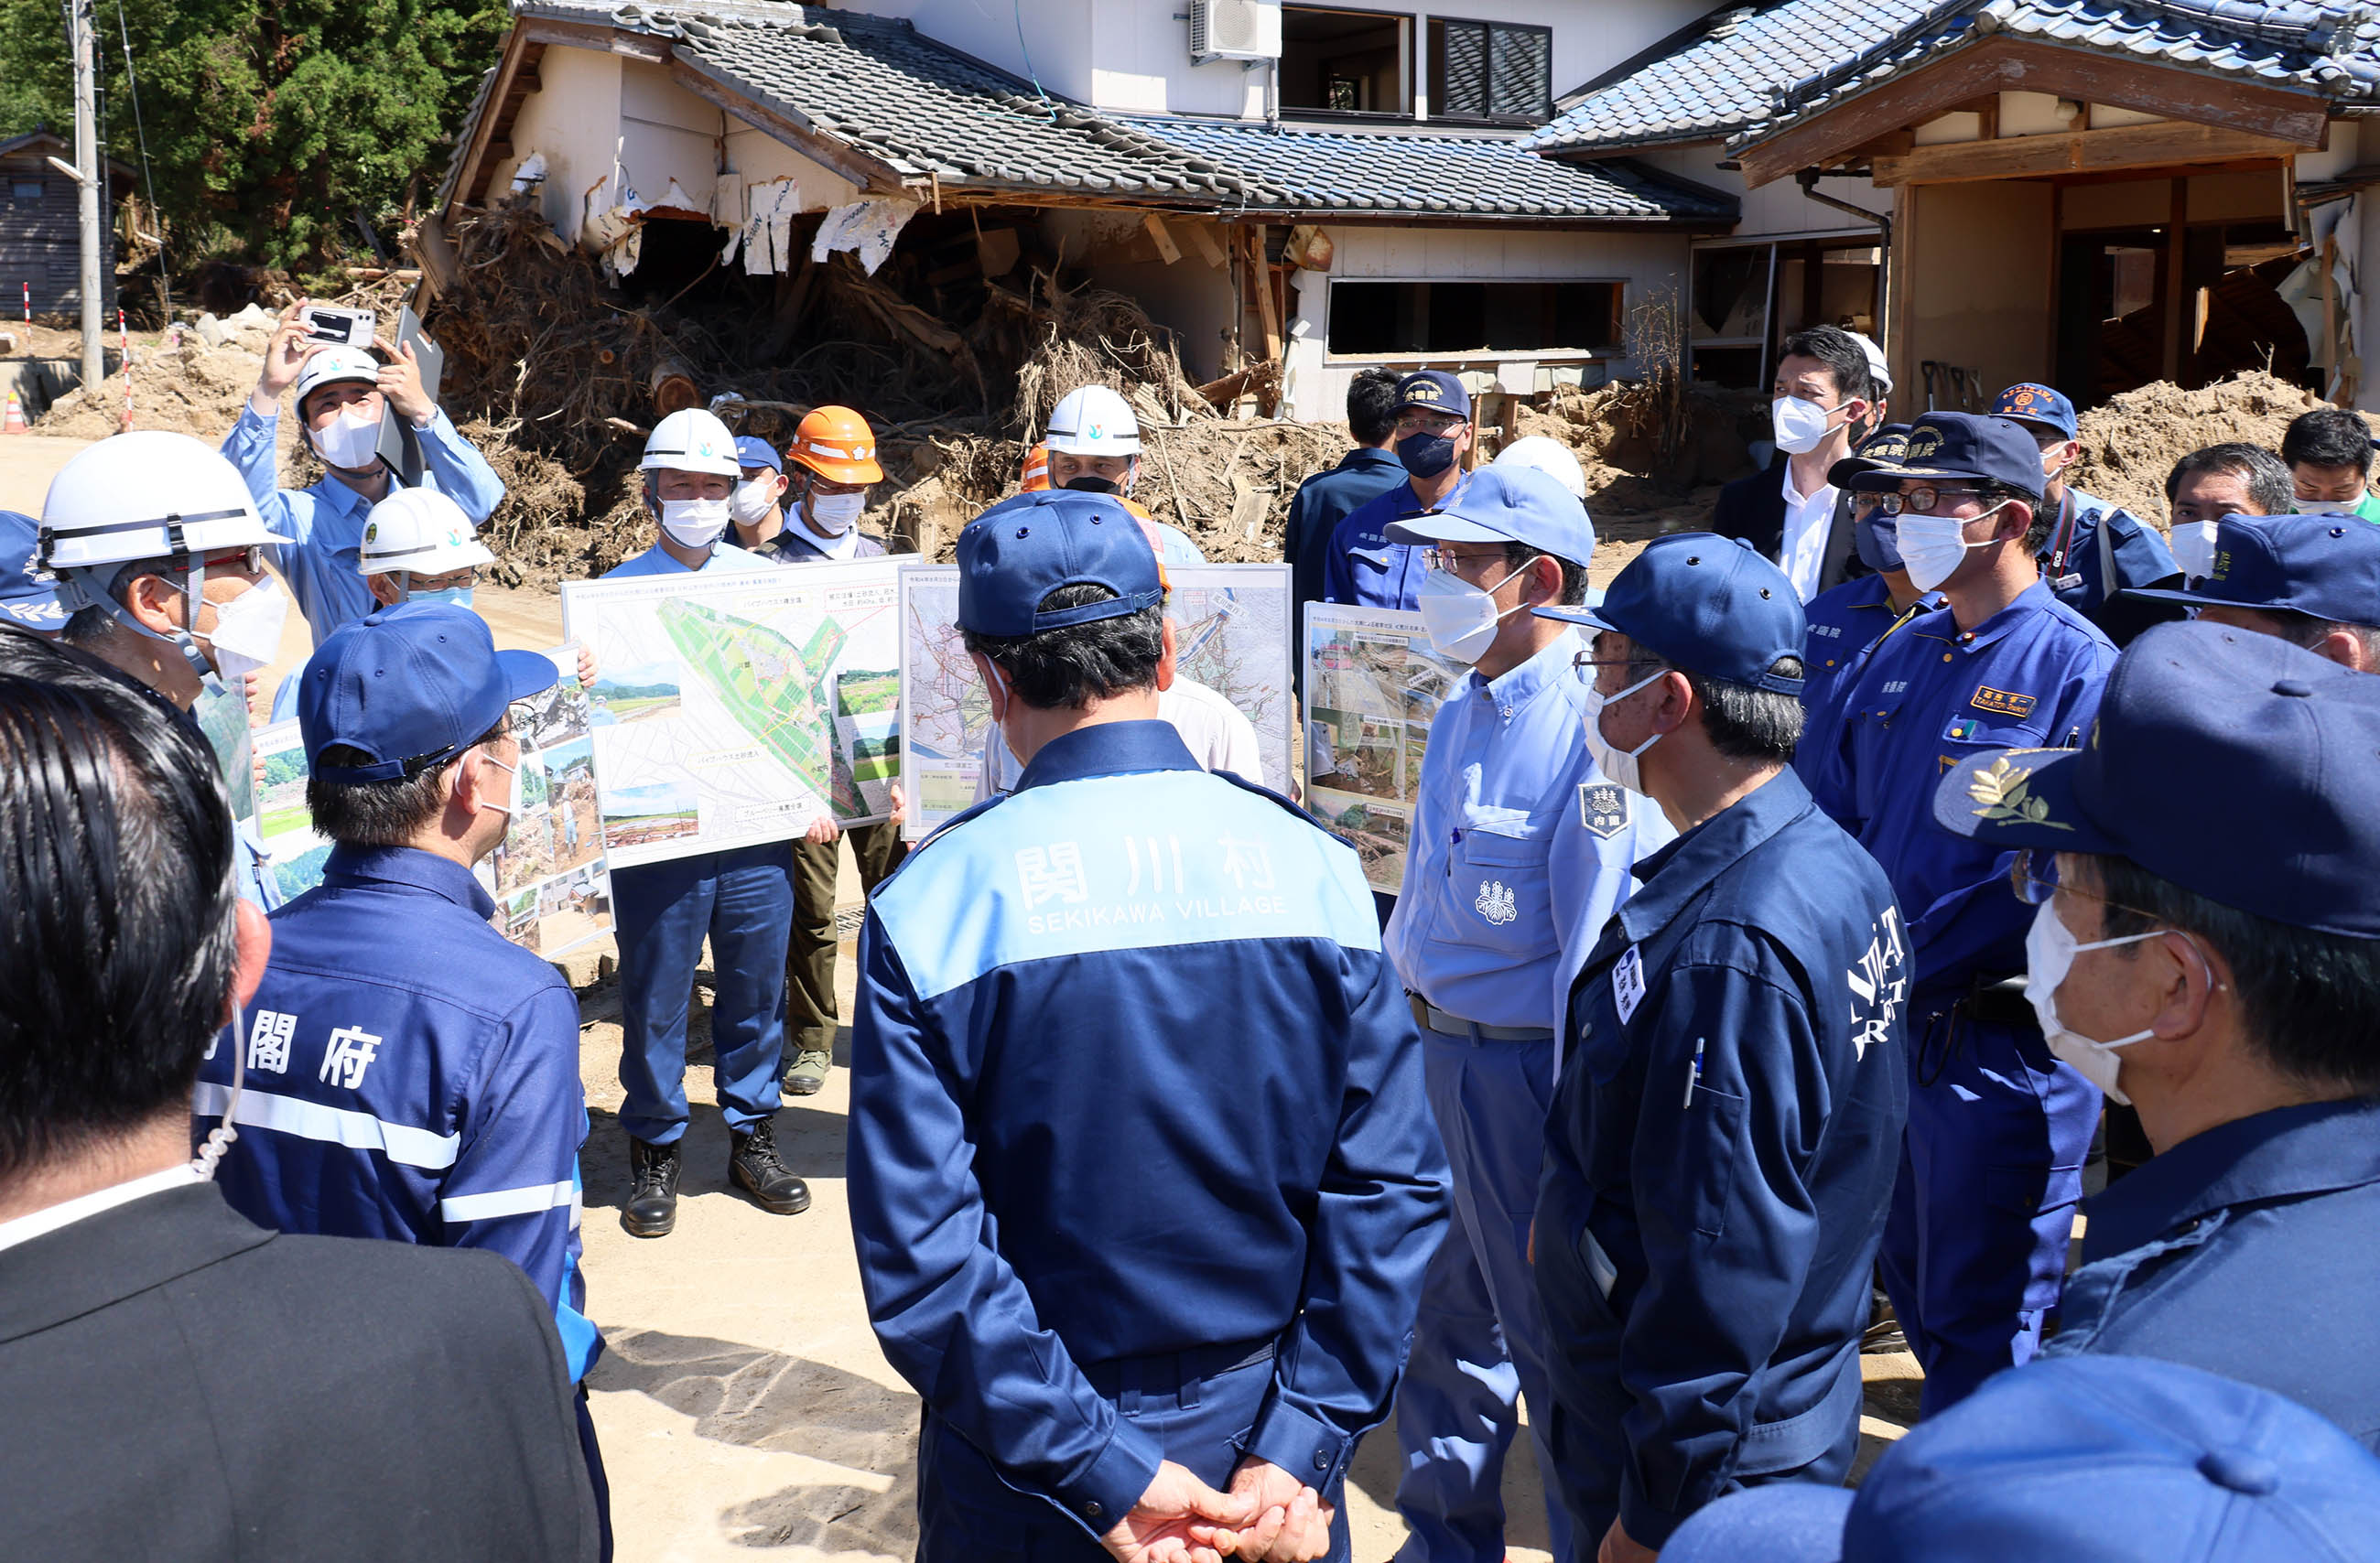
[
  {"left": 0, "top": 627, "right": 600, "bottom": 1563},
  {"left": 1714, "top": 325, "right": 1879, "bottom": 601}
]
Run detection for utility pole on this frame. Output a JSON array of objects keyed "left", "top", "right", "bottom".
[{"left": 70, "top": 0, "right": 102, "bottom": 396}]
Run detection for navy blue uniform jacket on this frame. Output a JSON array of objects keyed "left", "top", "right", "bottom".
[
  {"left": 1286, "top": 447, "right": 1406, "bottom": 672},
  {"left": 2046, "top": 1097, "right": 2380, "bottom": 1450},
  {"left": 848, "top": 721, "right": 1448, "bottom": 1536},
  {"left": 1537, "top": 771, "right": 1910, "bottom": 1546}
]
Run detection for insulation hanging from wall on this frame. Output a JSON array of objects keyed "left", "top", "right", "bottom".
[{"left": 811, "top": 197, "right": 921, "bottom": 275}]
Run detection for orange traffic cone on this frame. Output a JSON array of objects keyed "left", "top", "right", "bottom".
[{"left": 3, "top": 390, "right": 25, "bottom": 435}]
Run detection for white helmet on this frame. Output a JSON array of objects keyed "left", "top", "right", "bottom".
[
  {"left": 358, "top": 488, "right": 495, "bottom": 577},
  {"left": 1044, "top": 384, "right": 1141, "bottom": 457},
  {"left": 294, "top": 345, "right": 381, "bottom": 416},
  {"left": 1847, "top": 330, "right": 1892, "bottom": 397},
  {"left": 640, "top": 407, "right": 741, "bottom": 477},
  {"left": 41, "top": 431, "right": 282, "bottom": 594},
  {"left": 1494, "top": 436, "right": 1588, "bottom": 501}
]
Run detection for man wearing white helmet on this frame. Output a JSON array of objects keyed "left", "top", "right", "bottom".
[
  {"left": 1043, "top": 384, "right": 1206, "bottom": 566},
  {"left": 44, "top": 429, "right": 294, "bottom": 912},
  {"left": 225, "top": 300, "right": 505, "bottom": 648},
  {"left": 359, "top": 489, "right": 495, "bottom": 609},
  {"left": 600, "top": 409, "right": 809, "bottom": 1239},
  {"left": 1493, "top": 436, "right": 1589, "bottom": 501}
]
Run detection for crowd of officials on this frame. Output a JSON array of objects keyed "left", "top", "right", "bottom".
[{"left": 1, "top": 306, "right": 2377, "bottom": 1563}]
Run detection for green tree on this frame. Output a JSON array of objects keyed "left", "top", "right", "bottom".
[{"left": 0, "top": 0, "right": 509, "bottom": 273}]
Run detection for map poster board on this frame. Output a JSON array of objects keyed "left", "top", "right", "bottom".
[
  {"left": 1303, "top": 602, "right": 1468, "bottom": 894},
  {"left": 562, "top": 557, "right": 908, "bottom": 869},
  {"left": 254, "top": 719, "right": 332, "bottom": 902},
  {"left": 477, "top": 645, "right": 616, "bottom": 958},
  {"left": 897, "top": 562, "right": 1297, "bottom": 841}
]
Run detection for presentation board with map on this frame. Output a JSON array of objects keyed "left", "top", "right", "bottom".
[
  {"left": 562, "top": 558, "right": 908, "bottom": 868},
  {"left": 1304, "top": 602, "right": 1467, "bottom": 893},
  {"left": 898, "top": 562, "right": 1294, "bottom": 839}
]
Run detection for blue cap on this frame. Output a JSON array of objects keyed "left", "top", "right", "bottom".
[
  {"left": 1826, "top": 422, "right": 1913, "bottom": 490},
  {"left": 1536, "top": 532, "right": 1804, "bottom": 694},
  {"left": 0, "top": 510, "right": 63, "bottom": 632},
  {"left": 298, "top": 604, "right": 558, "bottom": 785},
  {"left": 1990, "top": 382, "right": 2080, "bottom": 441},
  {"left": 1934, "top": 619, "right": 2380, "bottom": 937},
  {"left": 1668, "top": 1356, "right": 2380, "bottom": 1563},
  {"left": 1383, "top": 466, "right": 1596, "bottom": 565},
  {"left": 1842, "top": 411, "right": 2048, "bottom": 502},
  {"left": 2117, "top": 512, "right": 2380, "bottom": 626},
  {"left": 957, "top": 490, "right": 1164, "bottom": 638},
  {"left": 1395, "top": 370, "right": 1470, "bottom": 419},
  {"left": 733, "top": 435, "right": 783, "bottom": 474}
]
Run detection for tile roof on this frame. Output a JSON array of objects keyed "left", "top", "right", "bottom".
[
  {"left": 1528, "top": 0, "right": 2380, "bottom": 156},
  {"left": 1122, "top": 115, "right": 1737, "bottom": 221},
  {"left": 509, "top": 0, "right": 1263, "bottom": 201}
]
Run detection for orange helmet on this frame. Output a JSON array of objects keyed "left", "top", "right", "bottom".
[
  {"left": 787, "top": 405, "right": 884, "bottom": 484},
  {"left": 1019, "top": 442, "right": 1051, "bottom": 493}
]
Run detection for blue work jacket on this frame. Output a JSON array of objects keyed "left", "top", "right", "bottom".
[
  {"left": 2046, "top": 1097, "right": 2380, "bottom": 1450},
  {"left": 848, "top": 720, "right": 1447, "bottom": 1538},
  {"left": 192, "top": 846, "right": 597, "bottom": 1382},
  {"left": 222, "top": 405, "right": 505, "bottom": 648},
  {"left": 1320, "top": 474, "right": 1456, "bottom": 610},
  {"left": 2038, "top": 487, "right": 2178, "bottom": 624},
  {"left": 1287, "top": 447, "right": 1407, "bottom": 661},
  {"left": 1792, "top": 576, "right": 1935, "bottom": 792},
  {"left": 1385, "top": 631, "right": 1671, "bottom": 1030},
  {"left": 1812, "top": 581, "right": 2115, "bottom": 1001},
  {"left": 1537, "top": 769, "right": 1910, "bottom": 1546}
]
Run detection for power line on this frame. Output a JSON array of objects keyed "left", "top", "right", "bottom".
[{"left": 113, "top": 0, "right": 168, "bottom": 318}]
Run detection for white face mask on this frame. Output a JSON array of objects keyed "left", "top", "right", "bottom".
[
  {"left": 659, "top": 497, "right": 730, "bottom": 549},
  {"left": 1897, "top": 502, "right": 2009, "bottom": 593},
  {"left": 1771, "top": 395, "right": 1847, "bottom": 456},
  {"left": 1583, "top": 668, "right": 1668, "bottom": 794},
  {"left": 730, "top": 476, "right": 780, "bottom": 526},
  {"left": 2023, "top": 900, "right": 2162, "bottom": 1103},
  {"left": 806, "top": 488, "right": 867, "bottom": 535},
  {"left": 200, "top": 577, "right": 287, "bottom": 684},
  {"left": 1416, "top": 560, "right": 1535, "bottom": 664},
  {"left": 2170, "top": 519, "right": 2219, "bottom": 581},
  {"left": 309, "top": 404, "right": 382, "bottom": 470}
]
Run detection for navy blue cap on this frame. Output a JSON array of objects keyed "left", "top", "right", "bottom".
[
  {"left": 2116, "top": 512, "right": 2380, "bottom": 625},
  {"left": 1827, "top": 422, "right": 1913, "bottom": 490},
  {"left": 1843, "top": 412, "right": 2047, "bottom": 502},
  {"left": 1935, "top": 619, "right": 2380, "bottom": 937},
  {"left": 0, "top": 510, "right": 63, "bottom": 631},
  {"left": 1991, "top": 382, "right": 2080, "bottom": 441},
  {"left": 1668, "top": 1356, "right": 2380, "bottom": 1563},
  {"left": 298, "top": 603, "right": 557, "bottom": 784},
  {"left": 1395, "top": 370, "right": 1470, "bottom": 419},
  {"left": 957, "top": 490, "right": 1163, "bottom": 638},
  {"left": 1537, "top": 532, "right": 1804, "bottom": 694},
  {"left": 1384, "top": 465, "right": 1596, "bottom": 565},
  {"left": 733, "top": 435, "right": 783, "bottom": 474}
]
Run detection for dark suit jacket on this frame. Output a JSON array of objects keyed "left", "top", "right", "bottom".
[
  {"left": 0, "top": 1180, "right": 600, "bottom": 1561},
  {"left": 1713, "top": 456, "right": 1868, "bottom": 597}
]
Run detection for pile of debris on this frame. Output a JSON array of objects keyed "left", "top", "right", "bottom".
[{"left": 2072, "top": 371, "right": 2334, "bottom": 523}]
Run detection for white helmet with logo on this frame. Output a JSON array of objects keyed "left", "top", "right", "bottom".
[
  {"left": 358, "top": 488, "right": 495, "bottom": 577},
  {"left": 1044, "top": 384, "right": 1141, "bottom": 457},
  {"left": 640, "top": 407, "right": 741, "bottom": 478},
  {"left": 1494, "top": 436, "right": 1588, "bottom": 501},
  {"left": 294, "top": 345, "right": 381, "bottom": 417}
]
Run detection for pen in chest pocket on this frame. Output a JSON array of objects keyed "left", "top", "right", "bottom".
[{"left": 1684, "top": 1036, "right": 1704, "bottom": 1109}]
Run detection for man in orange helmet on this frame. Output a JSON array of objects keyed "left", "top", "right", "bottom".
[{"left": 748, "top": 407, "right": 909, "bottom": 1098}]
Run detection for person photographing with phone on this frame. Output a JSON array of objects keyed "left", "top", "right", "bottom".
[{"left": 222, "top": 298, "right": 506, "bottom": 651}]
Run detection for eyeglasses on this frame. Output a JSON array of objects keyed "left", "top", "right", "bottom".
[
  {"left": 1394, "top": 414, "right": 1466, "bottom": 437},
  {"left": 2008, "top": 850, "right": 2167, "bottom": 924},
  {"left": 1423, "top": 547, "right": 1515, "bottom": 576},
  {"left": 1874, "top": 487, "right": 1990, "bottom": 517}
]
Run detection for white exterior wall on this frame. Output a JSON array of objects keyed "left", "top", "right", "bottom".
[
  {"left": 1283, "top": 224, "right": 1690, "bottom": 419},
  {"left": 489, "top": 46, "right": 624, "bottom": 240},
  {"left": 1637, "top": 145, "right": 1889, "bottom": 241},
  {"left": 834, "top": 0, "right": 1713, "bottom": 119}
]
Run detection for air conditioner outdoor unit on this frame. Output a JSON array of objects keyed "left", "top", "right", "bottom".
[{"left": 1190, "top": 0, "right": 1282, "bottom": 63}]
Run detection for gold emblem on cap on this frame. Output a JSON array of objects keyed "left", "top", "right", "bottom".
[{"left": 1968, "top": 754, "right": 2070, "bottom": 829}]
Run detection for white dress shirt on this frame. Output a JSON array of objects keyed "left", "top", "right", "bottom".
[
  {"left": 1779, "top": 465, "right": 1839, "bottom": 602},
  {"left": 0, "top": 1162, "right": 204, "bottom": 1256}
]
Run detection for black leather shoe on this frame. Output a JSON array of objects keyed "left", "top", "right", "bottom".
[
  {"left": 728, "top": 1119, "right": 811, "bottom": 1215},
  {"left": 622, "top": 1137, "right": 681, "bottom": 1237}
]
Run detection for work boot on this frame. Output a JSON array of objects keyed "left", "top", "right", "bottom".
[
  {"left": 783, "top": 1048, "right": 833, "bottom": 1096},
  {"left": 622, "top": 1137, "right": 681, "bottom": 1238},
  {"left": 729, "top": 1119, "right": 811, "bottom": 1215}
]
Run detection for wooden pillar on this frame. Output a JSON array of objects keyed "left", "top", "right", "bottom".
[{"left": 2158, "top": 175, "right": 2188, "bottom": 383}]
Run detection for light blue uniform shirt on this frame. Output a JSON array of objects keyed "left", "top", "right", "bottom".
[
  {"left": 1385, "top": 630, "right": 1673, "bottom": 1031},
  {"left": 221, "top": 405, "right": 506, "bottom": 648},
  {"left": 602, "top": 538, "right": 778, "bottom": 578}
]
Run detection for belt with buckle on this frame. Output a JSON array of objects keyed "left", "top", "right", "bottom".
[{"left": 1410, "top": 994, "right": 1554, "bottom": 1042}]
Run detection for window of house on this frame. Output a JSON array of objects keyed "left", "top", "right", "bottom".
[
  {"left": 1427, "top": 19, "right": 1552, "bottom": 122},
  {"left": 11, "top": 179, "right": 42, "bottom": 203},
  {"left": 1328, "top": 280, "right": 1624, "bottom": 357},
  {"left": 1281, "top": 5, "right": 1412, "bottom": 116}
]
